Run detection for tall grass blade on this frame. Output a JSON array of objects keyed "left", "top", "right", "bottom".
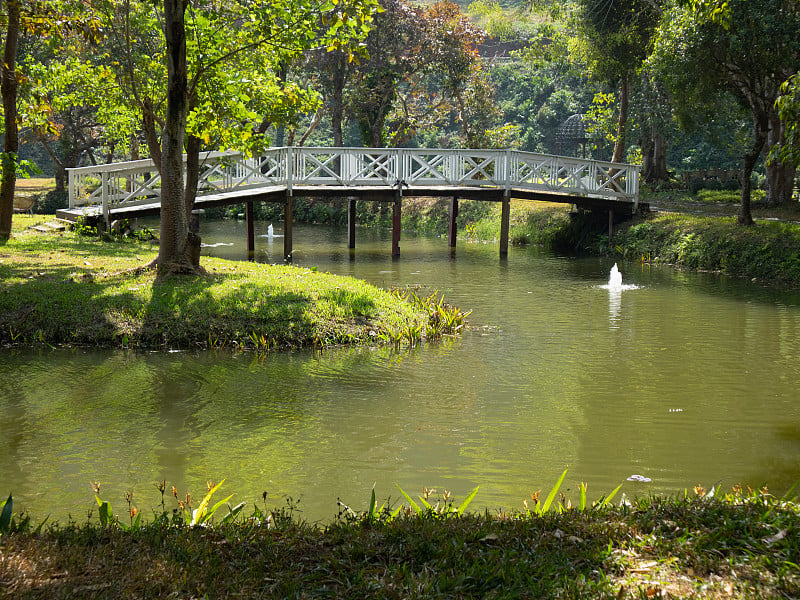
[
  {"left": 33, "top": 516, "right": 49, "bottom": 535},
  {"left": 395, "top": 484, "right": 422, "bottom": 515},
  {"left": 781, "top": 481, "right": 799, "bottom": 501},
  {"left": 388, "top": 504, "right": 404, "bottom": 522},
  {"left": 0, "top": 494, "right": 12, "bottom": 533},
  {"left": 368, "top": 486, "right": 378, "bottom": 520},
  {"left": 456, "top": 486, "right": 480, "bottom": 516},
  {"left": 579, "top": 483, "right": 588, "bottom": 512},
  {"left": 192, "top": 479, "right": 226, "bottom": 526},
  {"left": 418, "top": 494, "right": 433, "bottom": 511},
  {"left": 596, "top": 483, "right": 623, "bottom": 509},
  {"left": 220, "top": 502, "right": 247, "bottom": 525},
  {"left": 540, "top": 469, "right": 567, "bottom": 514},
  {"left": 206, "top": 494, "right": 235, "bottom": 522}
]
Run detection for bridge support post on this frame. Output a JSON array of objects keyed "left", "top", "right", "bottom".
[
  {"left": 608, "top": 209, "right": 614, "bottom": 241},
  {"left": 284, "top": 194, "right": 293, "bottom": 261},
  {"left": 392, "top": 191, "right": 401, "bottom": 257},
  {"left": 499, "top": 192, "right": 510, "bottom": 257},
  {"left": 449, "top": 196, "right": 459, "bottom": 254},
  {"left": 246, "top": 200, "right": 255, "bottom": 260},
  {"left": 348, "top": 197, "right": 357, "bottom": 249}
]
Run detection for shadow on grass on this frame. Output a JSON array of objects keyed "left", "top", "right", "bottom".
[
  {"left": 0, "top": 257, "right": 315, "bottom": 348},
  {"left": 138, "top": 277, "right": 315, "bottom": 348}
]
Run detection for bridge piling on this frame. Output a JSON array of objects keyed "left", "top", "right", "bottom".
[
  {"left": 246, "top": 201, "right": 255, "bottom": 260},
  {"left": 348, "top": 197, "right": 357, "bottom": 249},
  {"left": 284, "top": 194, "right": 293, "bottom": 261},
  {"left": 499, "top": 192, "right": 511, "bottom": 257},
  {"left": 392, "top": 192, "right": 402, "bottom": 257},
  {"left": 449, "top": 197, "right": 458, "bottom": 254}
]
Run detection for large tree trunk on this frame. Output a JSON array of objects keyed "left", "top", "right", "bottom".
[
  {"left": 765, "top": 113, "right": 797, "bottom": 206},
  {"left": 642, "top": 132, "right": 669, "bottom": 183},
  {"left": 611, "top": 75, "right": 629, "bottom": 164},
  {"left": 739, "top": 114, "right": 768, "bottom": 226},
  {"left": 0, "top": 0, "right": 20, "bottom": 240},
  {"left": 330, "top": 55, "right": 346, "bottom": 148},
  {"left": 157, "top": 0, "right": 197, "bottom": 277},
  {"left": 651, "top": 133, "right": 668, "bottom": 181}
]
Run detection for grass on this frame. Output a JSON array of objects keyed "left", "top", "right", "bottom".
[
  {"left": 0, "top": 215, "right": 459, "bottom": 350},
  {"left": 1, "top": 484, "right": 798, "bottom": 598}
]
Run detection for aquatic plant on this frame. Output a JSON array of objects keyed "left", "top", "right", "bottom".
[
  {"left": 394, "top": 484, "right": 481, "bottom": 518},
  {"left": 392, "top": 288, "right": 471, "bottom": 343}
]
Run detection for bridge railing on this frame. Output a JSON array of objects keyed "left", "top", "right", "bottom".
[{"left": 68, "top": 147, "right": 639, "bottom": 218}]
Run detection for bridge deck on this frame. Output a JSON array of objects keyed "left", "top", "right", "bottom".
[{"left": 57, "top": 184, "right": 639, "bottom": 222}]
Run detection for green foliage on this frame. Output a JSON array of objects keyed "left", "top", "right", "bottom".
[
  {"left": 0, "top": 494, "right": 12, "bottom": 534},
  {"left": 774, "top": 71, "right": 800, "bottom": 167},
  {"left": 389, "top": 288, "right": 471, "bottom": 345},
  {"left": 467, "top": 0, "right": 515, "bottom": 39},
  {"left": 394, "top": 484, "right": 480, "bottom": 518},
  {"left": 575, "top": 0, "right": 660, "bottom": 85},
  {"left": 187, "top": 480, "right": 245, "bottom": 527},
  {"left": 3, "top": 480, "right": 800, "bottom": 597}
]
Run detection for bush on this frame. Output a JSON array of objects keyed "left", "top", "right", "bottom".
[{"left": 33, "top": 190, "right": 68, "bottom": 214}]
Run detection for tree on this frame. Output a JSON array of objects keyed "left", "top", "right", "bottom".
[
  {"left": 333, "top": 0, "right": 490, "bottom": 148},
  {"left": 575, "top": 0, "right": 660, "bottom": 163},
  {"left": 0, "top": 0, "right": 22, "bottom": 240},
  {"left": 85, "top": 0, "right": 375, "bottom": 277},
  {"left": 0, "top": 1, "right": 101, "bottom": 238},
  {"left": 24, "top": 56, "right": 119, "bottom": 194},
  {"left": 651, "top": 0, "right": 800, "bottom": 224}
]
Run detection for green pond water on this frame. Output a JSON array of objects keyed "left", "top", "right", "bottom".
[{"left": 2, "top": 220, "right": 800, "bottom": 522}]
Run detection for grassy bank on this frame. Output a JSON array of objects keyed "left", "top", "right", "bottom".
[
  {"left": 0, "top": 215, "right": 465, "bottom": 349},
  {"left": 386, "top": 190, "right": 800, "bottom": 287},
  {"left": 613, "top": 210, "right": 800, "bottom": 285},
  {"left": 1, "top": 485, "right": 799, "bottom": 598}
]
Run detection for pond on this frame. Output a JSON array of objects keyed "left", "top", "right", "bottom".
[{"left": 3, "top": 219, "right": 800, "bottom": 523}]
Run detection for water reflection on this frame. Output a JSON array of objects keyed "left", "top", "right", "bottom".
[{"left": 608, "top": 288, "right": 622, "bottom": 328}]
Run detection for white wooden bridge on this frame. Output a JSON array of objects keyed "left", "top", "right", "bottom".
[{"left": 64, "top": 147, "right": 641, "bottom": 258}]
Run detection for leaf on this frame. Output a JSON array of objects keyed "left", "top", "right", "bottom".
[
  {"left": 0, "top": 494, "right": 12, "bottom": 533},
  {"left": 206, "top": 494, "right": 235, "bottom": 521},
  {"left": 540, "top": 468, "right": 567, "bottom": 514},
  {"left": 95, "top": 496, "right": 112, "bottom": 527},
  {"left": 220, "top": 502, "right": 247, "bottom": 525},
  {"left": 395, "top": 484, "right": 422, "bottom": 515},
  {"left": 192, "top": 480, "right": 225, "bottom": 526},
  {"left": 368, "top": 485, "right": 378, "bottom": 520},
  {"left": 456, "top": 486, "right": 480, "bottom": 516},
  {"left": 579, "top": 482, "right": 588, "bottom": 512},
  {"left": 596, "top": 483, "right": 624, "bottom": 509}
]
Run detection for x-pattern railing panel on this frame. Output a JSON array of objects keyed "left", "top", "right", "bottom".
[
  {"left": 347, "top": 151, "right": 396, "bottom": 185},
  {"left": 68, "top": 147, "right": 639, "bottom": 215}
]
